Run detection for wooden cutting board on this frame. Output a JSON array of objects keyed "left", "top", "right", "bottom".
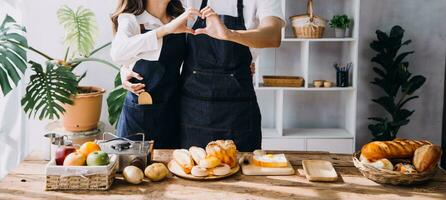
[
  {"left": 302, "top": 160, "right": 338, "bottom": 182},
  {"left": 241, "top": 156, "right": 295, "bottom": 176}
]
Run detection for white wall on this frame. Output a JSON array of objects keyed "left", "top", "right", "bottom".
[{"left": 1, "top": 0, "right": 445, "bottom": 177}]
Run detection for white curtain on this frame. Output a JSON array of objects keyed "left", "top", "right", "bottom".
[{"left": 0, "top": 0, "right": 28, "bottom": 179}]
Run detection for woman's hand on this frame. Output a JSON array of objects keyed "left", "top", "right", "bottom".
[
  {"left": 195, "top": 6, "right": 232, "bottom": 40},
  {"left": 159, "top": 8, "right": 200, "bottom": 36},
  {"left": 121, "top": 67, "right": 145, "bottom": 95}
]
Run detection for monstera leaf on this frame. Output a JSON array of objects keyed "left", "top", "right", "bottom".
[
  {"left": 107, "top": 73, "right": 127, "bottom": 126},
  {"left": 0, "top": 15, "right": 28, "bottom": 96},
  {"left": 57, "top": 6, "right": 98, "bottom": 57},
  {"left": 21, "top": 61, "right": 78, "bottom": 120}
]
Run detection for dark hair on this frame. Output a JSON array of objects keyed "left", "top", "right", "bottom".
[{"left": 111, "top": 0, "right": 184, "bottom": 33}]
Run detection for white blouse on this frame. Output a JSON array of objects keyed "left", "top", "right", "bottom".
[{"left": 110, "top": 0, "right": 284, "bottom": 69}]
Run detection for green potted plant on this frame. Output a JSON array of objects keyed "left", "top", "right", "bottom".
[
  {"left": 0, "top": 6, "right": 119, "bottom": 131},
  {"left": 329, "top": 15, "right": 352, "bottom": 38},
  {"left": 368, "top": 25, "right": 426, "bottom": 141}
]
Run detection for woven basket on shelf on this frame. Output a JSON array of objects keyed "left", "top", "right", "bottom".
[
  {"left": 45, "top": 154, "right": 118, "bottom": 191},
  {"left": 289, "top": 0, "right": 326, "bottom": 38},
  {"left": 352, "top": 151, "right": 438, "bottom": 185},
  {"left": 263, "top": 76, "right": 304, "bottom": 87}
]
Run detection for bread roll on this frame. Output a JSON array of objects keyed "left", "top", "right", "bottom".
[
  {"left": 413, "top": 145, "right": 442, "bottom": 172},
  {"left": 189, "top": 146, "right": 206, "bottom": 164},
  {"left": 198, "top": 156, "right": 221, "bottom": 169},
  {"left": 394, "top": 163, "right": 417, "bottom": 174},
  {"left": 191, "top": 166, "right": 209, "bottom": 177},
  {"left": 213, "top": 164, "right": 231, "bottom": 176},
  {"left": 368, "top": 159, "right": 393, "bottom": 171},
  {"left": 361, "top": 139, "right": 431, "bottom": 161},
  {"left": 173, "top": 149, "right": 194, "bottom": 174}
]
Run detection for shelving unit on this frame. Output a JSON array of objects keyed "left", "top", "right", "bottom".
[{"left": 255, "top": 0, "right": 360, "bottom": 154}]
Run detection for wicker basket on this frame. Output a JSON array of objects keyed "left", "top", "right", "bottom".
[
  {"left": 45, "top": 154, "right": 118, "bottom": 191},
  {"left": 263, "top": 76, "right": 304, "bottom": 87},
  {"left": 353, "top": 151, "right": 438, "bottom": 185},
  {"left": 289, "top": 0, "right": 326, "bottom": 38}
]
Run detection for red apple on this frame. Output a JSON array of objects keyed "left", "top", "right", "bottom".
[{"left": 55, "top": 146, "right": 76, "bottom": 165}]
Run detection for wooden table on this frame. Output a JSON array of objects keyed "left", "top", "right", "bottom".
[{"left": 1, "top": 150, "right": 445, "bottom": 200}]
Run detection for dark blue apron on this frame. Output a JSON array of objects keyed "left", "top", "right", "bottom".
[
  {"left": 117, "top": 28, "right": 186, "bottom": 149},
  {"left": 180, "top": 0, "right": 262, "bottom": 152}
]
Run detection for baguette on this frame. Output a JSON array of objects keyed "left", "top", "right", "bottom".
[
  {"left": 173, "top": 149, "right": 194, "bottom": 174},
  {"left": 413, "top": 145, "right": 442, "bottom": 172},
  {"left": 189, "top": 146, "right": 206, "bottom": 165},
  {"left": 361, "top": 139, "right": 431, "bottom": 161}
]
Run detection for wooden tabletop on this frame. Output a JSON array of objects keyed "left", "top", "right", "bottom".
[{"left": 1, "top": 150, "right": 445, "bottom": 200}]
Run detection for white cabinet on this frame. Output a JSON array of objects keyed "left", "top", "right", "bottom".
[
  {"left": 256, "top": 0, "right": 360, "bottom": 154},
  {"left": 307, "top": 139, "right": 354, "bottom": 154}
]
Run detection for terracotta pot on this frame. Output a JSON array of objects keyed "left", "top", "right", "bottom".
[{"left": 63, "top": 86, "right": 106, "bottom": 132}]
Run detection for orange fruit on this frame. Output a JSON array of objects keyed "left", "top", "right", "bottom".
[
  {"left": 79, "top": 142, "right": 101, "bottom": 157},
  {"left": 63, "top": 152, "right": 86, "bottom": 166}
]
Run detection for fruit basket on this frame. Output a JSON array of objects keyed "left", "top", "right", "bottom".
[
  {"left": 352, "top": 151, "right": 438, "bottom": 185},
  {"left": 45, "top": 154, "right": 118, "bottom": 191}
]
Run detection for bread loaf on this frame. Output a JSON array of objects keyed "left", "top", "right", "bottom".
[
  {"left": 361, "top": 139, "right": 431, "bottom": 161},
  {"left": 413, "top": 145, "right": 442, "bottom": 172},
  {"left": 206, "top": 140, "right": 238, "bottom": 168}
]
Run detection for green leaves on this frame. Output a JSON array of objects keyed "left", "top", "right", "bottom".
[
  {"left": 368, "top": 25, "right": 426, "bottom": 141},
  {"left": 0, "top": 15, "right": 28, "bottom": 96},
  {"left": 21, "top": 61, "right": 78, "bottom": 120},
  {"left": 57, "top": 6, "right": 98, "bottom": 57},
  {"left": 107, "top": 73, "right": 126, "bottom": 126}
]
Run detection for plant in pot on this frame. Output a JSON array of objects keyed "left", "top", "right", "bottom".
[
  {"left": 0, "top": 6, "right": 119, "bottom": 132},
  {"left": 368, "top": 25, "right": 426, "bottom": 141},
  {"left": 329, "top": 15, "right": 352, "bottom": 38}
]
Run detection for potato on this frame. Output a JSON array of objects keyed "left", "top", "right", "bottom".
[{"left": 144, "top": 163, "right": 169, "bottom": 181}]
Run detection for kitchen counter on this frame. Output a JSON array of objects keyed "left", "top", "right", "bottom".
[{"left": 0, "top": 150, "right": 445, "bottom": 200}]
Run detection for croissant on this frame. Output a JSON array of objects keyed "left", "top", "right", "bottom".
[{"left": 361, "top": 138, "right": 431, "bottom": 161}]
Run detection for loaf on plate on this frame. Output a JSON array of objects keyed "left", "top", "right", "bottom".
[
  {"left": 361, "top": 139, "right": 431, "bottom": 161},
  {"left": 206, "top": 140, "right": 238, "bottom": 168}
]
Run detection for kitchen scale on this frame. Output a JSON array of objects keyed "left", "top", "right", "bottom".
[{"left": 98, "top": 132, "right": 154, "bottom": 172}]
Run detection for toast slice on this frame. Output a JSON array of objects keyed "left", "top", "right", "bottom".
[{"left": 252, "top": 153, "right": 289, "bottom": 168}]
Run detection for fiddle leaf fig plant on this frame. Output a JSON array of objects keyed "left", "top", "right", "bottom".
[
  {"left": 368, "top": 25, "right": 426, "bottom": 141},
  {"left": 0, "top": 6, "right": 119, "bottom": 120}
]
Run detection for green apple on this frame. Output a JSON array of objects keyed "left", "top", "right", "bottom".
[{"left": 86, "top": 151, "right": 110, "bottom": 166}]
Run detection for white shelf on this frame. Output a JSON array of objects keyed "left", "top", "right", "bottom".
[
  {"left": 282, "top": 38, "right": 357, "bottom": 42},
  {"left": 257, "top": 0, "right": 360, "bottom": 153}
]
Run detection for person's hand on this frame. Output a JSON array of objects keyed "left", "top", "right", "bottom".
[
  {"left": 195, "top": 6, "right": 232, "bottom": 40},
  {"left": 120, "top": 67, "right": 145, "bottom": 95},
  {"left": 162, "top": 8, "right": 200, "bottom": 35}
]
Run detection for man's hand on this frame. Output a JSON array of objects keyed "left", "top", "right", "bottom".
[
  {"left": 194, "top": 6, "right": 232, "bottom": 40},
  {"left": 120, "top": 67, "right": 145, "bottom": 95}
]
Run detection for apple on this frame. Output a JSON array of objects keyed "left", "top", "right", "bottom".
[
  {"left": 86, "top": 151, "right": 110, "bottom": 166},
  {"left": 63, "top": 152, "right": 86, "bottom": 166},
  {"left": 55, "top": 146, "right": 77, "bottom": 166}
]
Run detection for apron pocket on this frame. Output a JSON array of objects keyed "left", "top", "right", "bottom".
[
  {"left": 183, "top": 70, "right": 252, "bottom": 100},
  {"left": 180, "top": 96, "right": 253, "bottom": 132}
]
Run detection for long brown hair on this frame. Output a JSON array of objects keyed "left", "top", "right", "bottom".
[{"left": 111, "top": 0, "right": 184, "bottom": 33}]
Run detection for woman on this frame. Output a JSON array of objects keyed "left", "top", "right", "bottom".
[{"left": 110, "top": 0, "right": 199, "bottom": 148}]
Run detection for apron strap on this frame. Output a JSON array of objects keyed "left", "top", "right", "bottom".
[
  {"left": 237, "top": 0, "right": 245, "bottom": 24},
  {"left": 200, "top": 0, "right": 208, "bottom": 9}
]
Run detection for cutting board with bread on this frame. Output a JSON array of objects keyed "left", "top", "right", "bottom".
[
  {"left": 168, "top": 140, "right": 240, "bottom": 180},
  {"left": 240, "top": 150, "right": 295, "bottom": 176},
  {"left": 353, "top": 138, "right": 442, "bottom": 185}
]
